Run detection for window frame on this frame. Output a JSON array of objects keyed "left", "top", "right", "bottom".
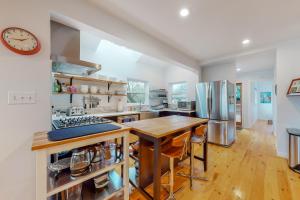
[
  {"left": 126, "top": 78, "right": 149, "bottom": 105},
  {"left": 169, "top": 81, "right": 188, "bottom": 104}
]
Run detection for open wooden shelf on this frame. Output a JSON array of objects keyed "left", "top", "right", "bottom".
[
  {"left": 81, "top": 170, "right": 124, "bottom": 200},
  {"left": 287, "top": 93, "right": 300, "bottom": 96},
  {"left": 53, "top": 73, "right": 127, "bottom": 85},
  {"left": 47, "top": 159, "right": 124, "bottom": 197}
]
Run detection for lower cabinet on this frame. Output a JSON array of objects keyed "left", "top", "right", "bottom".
[{"left": 158, "top": 111, "right": 196, "bottom": 117}]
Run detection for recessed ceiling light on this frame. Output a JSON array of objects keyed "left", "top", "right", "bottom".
[
  {"left": 180, "top": 8, "right": 190, "bottom": 17},
  {"left": 242, "top": 39, "right": 251, "bottom": 45},
  {"left": 236, "top": 68, "right": 241, "bottom": 72}
]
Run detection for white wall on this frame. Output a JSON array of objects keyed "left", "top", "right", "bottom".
[
  {"left": 52, "top": 33, "right": 199, "bottom": 110},
  {"left": 237, "top": 69, "right": 274, "bottom": 81},
  {"left": 0, "top": 1, "right": 199, "bottom": 199},
  {"left": 0, "top": 1, "right": 51, "bottom": 199},
  {"left": 237, "top": 70, "right": 274, "bottom": 128},
  {"left": 201, "top": 63, "right": 236, "bottom": 82},
  {"left": 239, "top": 81, "right": 258, "bottom": 128},
  {"left": 275, "top": 39, "right": 300, "bottom": 158},
  {"left": 256, "top": 81, "right": 273, "bottom": 120},
  {"left": 165, "top": 66, "right": 199, "bottom": 102}
]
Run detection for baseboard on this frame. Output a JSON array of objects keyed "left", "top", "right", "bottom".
[{"left": 277, "top": 150, "right": 288, "bottom": 159}]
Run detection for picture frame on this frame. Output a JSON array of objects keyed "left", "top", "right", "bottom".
[
  {"left": 260, "top": 92, "right": 272, "bottom": 104},
  {"left": 287, "top": 78, "right": 300, "bottom": 95}
]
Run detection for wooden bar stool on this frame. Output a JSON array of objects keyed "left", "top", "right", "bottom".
[
  {"left": 129, "top": 141, "right": 139, "bottom": 173},
  {"left": 178, "top": 125, "right": 208, "bottom": 189},
  {"left": 161, "top": 131, "right": 191, "bottom": 200}
]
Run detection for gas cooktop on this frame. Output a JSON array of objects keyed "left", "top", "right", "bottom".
[{"left": 52, "top": 116, "right": 112, "bottom": 129}]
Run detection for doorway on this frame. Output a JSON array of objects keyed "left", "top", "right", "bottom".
[{"left": 236, "top": 83, "right": 242, "bottom": 129}]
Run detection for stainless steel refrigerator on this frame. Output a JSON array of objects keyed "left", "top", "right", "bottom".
[{"left": 196, "top": 80, "right": 236, "bottom": 146}]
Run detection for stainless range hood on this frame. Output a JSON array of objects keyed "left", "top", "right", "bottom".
[{"left": 51, "top": 21, "right": 101, "bottom": 76}]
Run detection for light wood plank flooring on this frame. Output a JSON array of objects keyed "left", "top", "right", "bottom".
[{"left": 130, "top": 120, "right": 300, "bottom": 200}]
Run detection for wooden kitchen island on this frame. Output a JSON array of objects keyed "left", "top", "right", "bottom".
[{"left": 124, "top": 116, "right": 208, "bottom": 200}]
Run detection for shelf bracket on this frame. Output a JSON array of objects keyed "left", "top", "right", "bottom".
[
  {"left": 70, "top": 77, "right": 73, "bottom": 104},
  {"left": 108, "top": 82, "right": 112, "bottom": 91},
  {"left": 108, "top": 95, "right": 112, "bottom": 102}
]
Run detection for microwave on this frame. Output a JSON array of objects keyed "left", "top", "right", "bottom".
[{"left": 177, "top": 101, "right": 195, "bottom": 110}]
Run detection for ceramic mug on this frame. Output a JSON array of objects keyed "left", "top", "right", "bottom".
[{"left": 80, "top": 85, "right": 89, "bottom": 93}]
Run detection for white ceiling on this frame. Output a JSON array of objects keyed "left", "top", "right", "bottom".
[
  {"left": 236, "top": 50, "right": 276, "bottom": 73},
  {"left": 90, "top": 0, "right": 300, "bottom": 63}
]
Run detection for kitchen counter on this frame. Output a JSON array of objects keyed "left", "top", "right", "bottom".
[
  {"left": 155, "top": 108, "right": 196, "bottom": 113},
  {"left": 52, "top": 111, "right": 141, "bottom": 120},
  {"left": 93, "top": 111, "right": 140, "bottom": 118},
  {"left": 52, "top": 109, "right": 195, "bottom": 121}
]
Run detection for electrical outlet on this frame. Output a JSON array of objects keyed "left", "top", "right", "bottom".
[
  {"left": 23, "top": 92, "right": 36, "bottom": 104},
  {"left": 8, "top": 91, "right": 36, "bottom": 105},
  {"left": 8, "top": 92, "right": 21, "bottom": 105}
]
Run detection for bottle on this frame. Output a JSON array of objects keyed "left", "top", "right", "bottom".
[
  {"left": 53, "top": 79, "right": 58, "bottom": 93},
  {"left": 117, "top": 99, "right": 123, "bottom": 112}
]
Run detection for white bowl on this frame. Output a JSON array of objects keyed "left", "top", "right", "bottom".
[
  {"left": 109, "top": 77, "right": 117, "bottom": 81},
  {"left": 80, "top": 85, "right": 89, "bottom": 93},
  {"left": 90, "top": 86, "right": 98, "bottom": 94}
]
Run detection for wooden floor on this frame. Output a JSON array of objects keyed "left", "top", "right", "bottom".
[{"left": 130, "top": 120, "right": 300, "bottom": 200}]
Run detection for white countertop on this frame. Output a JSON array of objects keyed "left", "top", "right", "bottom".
[
  {"left": 157, "top": 108, "right": 196, "bottom": 113},
  {"left": 52, "top": 111, "right": 140, "bottom": 120},
  {"left": 92, "top": 111, "right": 141, "bottom": 117},
  {"left": 52, "top": 109, "right": 195, "bottom": 120}
]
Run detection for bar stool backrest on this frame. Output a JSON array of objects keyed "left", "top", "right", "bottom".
[
  {"left": 171, "top": 131, "right": 191, "bottom": 159},
  {"left": 195, "top": 125, "right": 208, "bottom": 137},
  {"left": 171, "top": 131, "right": 191, "bottom": 147}
]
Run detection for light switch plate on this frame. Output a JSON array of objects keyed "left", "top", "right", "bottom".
[{"left": 8, "top": 91, "right": 36, "bottom": 105}]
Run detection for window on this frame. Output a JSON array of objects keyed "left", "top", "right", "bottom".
[
  {"left": 127, "top": 79, "right": 148, "bottom": 104},
  {"left": 170, "top": 82, "right": 188, "bottom": 103}
]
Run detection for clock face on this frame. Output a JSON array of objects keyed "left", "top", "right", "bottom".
[{"left": 1, "top": 27, "right": 41, "bottom": 55}]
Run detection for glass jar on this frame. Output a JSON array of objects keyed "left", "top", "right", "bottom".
[{"left": 70, "top": 148, "right": 91, "bottom": 177}]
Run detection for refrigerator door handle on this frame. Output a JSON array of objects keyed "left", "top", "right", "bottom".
[
  {"left": 208, "top": 83, "right": 211, "bottom": 118},
  {"left": 211, "top": 120, "right": 223, "bottom": 124}
]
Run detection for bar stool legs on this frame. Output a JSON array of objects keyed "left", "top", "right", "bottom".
[
  {"left": 168, "top": 157, "right": 175, "bottom": 200},
  {"left": 178, "top": 126, "right": 209, "bottom": 190},
  {"left": 178, "top": 142, "right": 208, "bottom": 188},
  {"left": 161, "top": 131, "right": 191, "bottom": 200},
  {"left": 191, "top": 142, "right": 208, "bottom": 185}
]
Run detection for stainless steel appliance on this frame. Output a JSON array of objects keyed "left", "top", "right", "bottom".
[
  {"left": 196, "top": 80, "right": 236, "bottom": 146},
  {"left": 51, "top": 21, "right": 101, "bottom": 76},
  {"left": 52, "top": 116, "right": 111, "bottom": 129},
  {"left": 177, "top": 101, "right": 195, "bottom": 111},
  {"left": 287, "top": 128, "right": 300, "bottom": 173}
]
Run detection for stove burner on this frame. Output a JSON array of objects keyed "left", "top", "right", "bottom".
[{"left": 52, "top": 116, "right": 112, "bottom": 129}]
